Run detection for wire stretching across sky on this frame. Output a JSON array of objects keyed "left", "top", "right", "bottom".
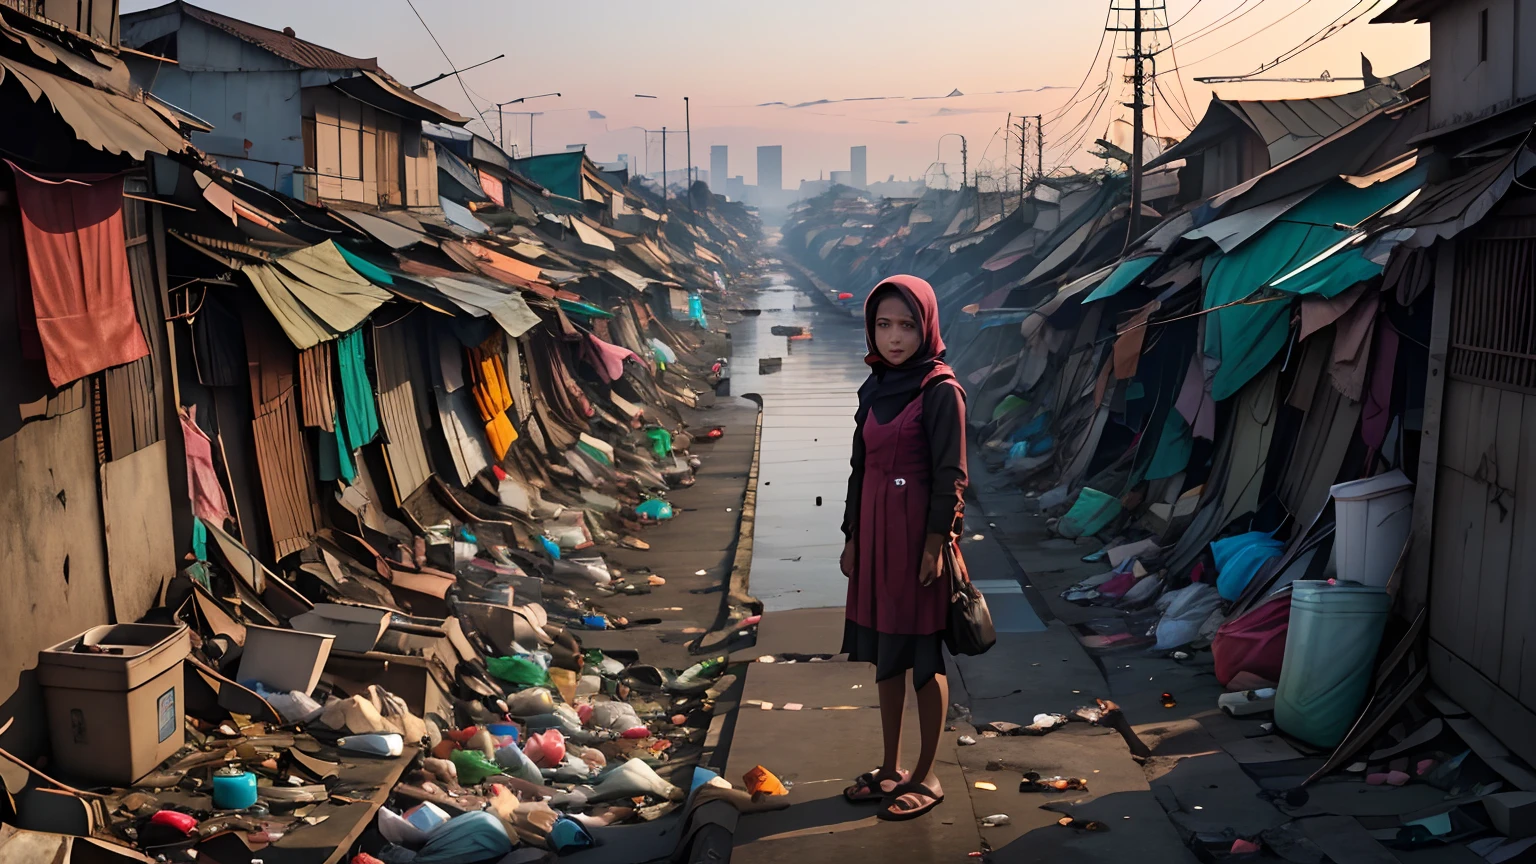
[
  {"left": 1156, "top": 0, "right": 1386, "bottom": 81},
  {"left": 1042, "top": 1, "right": 1117, "bottom": 127},
  {"left": 405, "top": 0, "right": 491, "bottom": 134}
]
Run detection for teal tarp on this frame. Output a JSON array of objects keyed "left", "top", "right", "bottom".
[
  {"left": 1084, "top": 256, "right": 1159, "bottom": 303},
  {"left": 335, "top": 243, "right": 395, "bottom": 286},
  {"left": 337, "top": 328, "right": 379, "bottom": 457},
  {"left": 511, "top": 151, "right": 584, "bottom": 200},
  {"left": 1146, "top": 409, "right": 1192, "bottom": 481},
  {"left": 1204, "top": 169, "right": 1424, "bottom": 400}
]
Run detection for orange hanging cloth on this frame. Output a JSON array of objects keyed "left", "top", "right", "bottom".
[
  {"left": 467, "top": 337, "right": 517, "bottom": 459},
  {"left": 6, "top": 163, "right": 149, "bottom": 386}
]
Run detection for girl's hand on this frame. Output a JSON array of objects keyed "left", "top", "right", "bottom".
[
  {"left": 840, "top": 539, "right": 856, "bottom": 578},
  {"left": 918, "top": 534, "right": 945, "bottom": 586}
]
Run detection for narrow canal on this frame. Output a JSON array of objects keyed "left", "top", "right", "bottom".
[{"left": 728, "top": 267, "right": 867, "bottom": 612}]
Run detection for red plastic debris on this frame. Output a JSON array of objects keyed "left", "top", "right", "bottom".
[
  {"left": 150, "top": 810, "right": 198, "bottom": 834},
  {"left": 1231, "top": 839, "right": 1260, "bottom": 854}
]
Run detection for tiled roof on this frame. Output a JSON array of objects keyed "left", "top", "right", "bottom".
[{"left": 178, "top": 1, "right": 379, "bottom": 71}]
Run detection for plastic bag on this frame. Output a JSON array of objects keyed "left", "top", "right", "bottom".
[
  {"left": 1058, "top": 488, "right": 1121, "bottom": 538},
  {"left": 414, "top": 812, "right": 512, "bottom": 864},
  {"left": 1211, "top": 531, "right": 1285, "bottom": 601},
  {"left": 487, "top": 656, "right": 552, "bottom": 688},
  {"left": 645, "top": 427, "right": 673, "bottom": 459},
  {"left": 636, "top": 499, "right": 674, "bottom": 521},
  {"left": 1153, "top": 583, "right": 1222, "bottom": 650},
  {"left": 448, "top": 748, "right": 503, "bottom": 785}
]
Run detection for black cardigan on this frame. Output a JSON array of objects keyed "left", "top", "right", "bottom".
[{"left": 841, "top": 380, "right": 967, "bottom": 541}]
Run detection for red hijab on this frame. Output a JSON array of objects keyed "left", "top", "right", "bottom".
[{"left": 859, "top": 275, "right": 955, "bottom": 424}]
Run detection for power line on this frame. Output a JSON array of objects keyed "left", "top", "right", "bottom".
[
  {"left": 1238, "top": 0, "right": 1390, "bottom": 78},
  {"left": 1044, "top": 2, "right": 1118, "bottom": 124},
  {"left": 1154, "top": 77, "right": 1196, "bottom": 129},
  {"left": 1161, "top": 12, "right": 1203, "bottom": 123},
  {"left": 1156, "top": 0, "right": 1377, "bottom": 81},
  {"left": 404, "top": 0, "right": 490, "bottom": 133},
  {"left": 1168, "top": 0, "right": 1206, "bottom": 28},
  {"left": 1170, "top": 0, "right": 1267, "bottom": 49}
]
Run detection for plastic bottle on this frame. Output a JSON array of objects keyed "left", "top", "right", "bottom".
[{"left": 336, "top": 734, "right": 404, "bottom": 757}]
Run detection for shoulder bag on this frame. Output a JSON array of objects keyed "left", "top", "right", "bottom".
[{"left": 943, "top": 541, "right": 995, "bottom": 656}]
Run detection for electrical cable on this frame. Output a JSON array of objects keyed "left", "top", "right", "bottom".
[
  {"left": 1240, "top": 0, "right": 1390, "bottom": 77},
  {"left": 1043, "top": 1, "right": 1118, "bottom": 124},
  {"left": 404, "top": 0, "right": 491, "bottom": 134},
  {"left": 1045, "top": 19, "right": 1121, "bottom": 133},
  {"left": 1170, "top": 0, "right": 1266, "bottom": 48},
  {"left": 1157, "top": 0, "right": 1381, "bottom": 80},
  {"left": 1168, "top": 0, "right": 1205, "bottom": 29},
  {"left": 1159, "top": 6, "right": 1203, "bottom": 126}
]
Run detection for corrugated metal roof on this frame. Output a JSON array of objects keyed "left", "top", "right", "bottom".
[
  {"left": 1228, "top": 84, "right": 1404, "bottom": 164},
  {"left": 1150, "top": 82, "right": 1408, "bottom": 170},
  {"left": 176, "top": 1, "right": 379, "bottom": 71}
]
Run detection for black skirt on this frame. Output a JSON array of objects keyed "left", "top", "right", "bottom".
[{"left": 841, "top": 620, "right": 946, "bottom": 692}]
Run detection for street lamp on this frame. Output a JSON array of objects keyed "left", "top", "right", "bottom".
[
  {"left": 495, "top": 92, "right": 560, "bottom": 152},
  {"left": 634, "top": 94, "right": 691, "bottom": 212},
  {"left": 938, "top": 133, "right": 968, "bottom": 190}
]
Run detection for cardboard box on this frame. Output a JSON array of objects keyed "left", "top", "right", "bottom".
[
  {"left": 289, "top": 603, "right": 391, "bottom": 654},
  {"left": 236, "top": 625, "right": 333, "bottom": 695},
  {"left": 37, "top": 624, "right": 190, "bottom": 786}
]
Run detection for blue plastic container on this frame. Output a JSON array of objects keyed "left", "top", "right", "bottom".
[
  {"left": 1273, "top": 580, "right": 1391, "bottom": 747},
  {"left": 212, "top": 768, "right": 258, "bottom": 810}
]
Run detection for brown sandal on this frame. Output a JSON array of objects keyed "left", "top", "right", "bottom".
[
  {"left": 879, "top": 780, "right": 944, "bottom": 821},
  {"left": 844, "top": 769, "right": 909, "bottom": 803}
]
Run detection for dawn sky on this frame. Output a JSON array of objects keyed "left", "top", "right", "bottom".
[{"left": 124, "top": 0, "right": 1429, "bottom": 189}]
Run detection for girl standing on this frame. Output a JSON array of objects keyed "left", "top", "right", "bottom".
[{"left": 840, "top": 275, "right": 967, "bottom": 822}]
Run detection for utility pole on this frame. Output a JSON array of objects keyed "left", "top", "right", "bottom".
[
  {"left": 1130, "top": 0, "right": 1144, "bottom": 251},
  {"left": 661, "top": 126, "right": 668, "bottom": 212},
  {"left": 1036, "top": 114, "right": 1044, "bottom": 181},
  {"left": 1005, "top": 112, "right": 1012, "bottom": 199},
  {"left": 684, "top": 96, "right": 694, "bottom": 219},
  {"left": 1109, "top": 0, "right": 1166, "bottom": 251},
  {"left": 961, "top": 136, "right": 968, "bottom": 190},
  {"left": 1015, "top": 115, "right": 1029, "bottom": 210}
]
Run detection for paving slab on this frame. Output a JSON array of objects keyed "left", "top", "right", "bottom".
[{"left": 726, "top": 700, "right": 978, "bottom": 862}]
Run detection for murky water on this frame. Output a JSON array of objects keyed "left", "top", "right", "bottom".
[{"left": 730, "top": 270, "right": 867, "bottom": 611}]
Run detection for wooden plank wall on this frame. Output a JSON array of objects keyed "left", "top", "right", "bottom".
[{"left": 1426, "top": 230, "right": 1536, "bottom": 766}]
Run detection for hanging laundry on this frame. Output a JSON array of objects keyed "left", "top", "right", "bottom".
[
  {"left": 466, "top": 336, "right": 517, "bottom": 460},
  {"left": 583, "top": 332, "right": 642, "bottom": 384},
  {"left": 177, "top": 405, "right": 230, "bottom": 526},
  {"left": 6, "top": 163, "right": 149, "bottom": 386},
  {"left": 336, "top": 327, "right": 380, "bottom": 455}
]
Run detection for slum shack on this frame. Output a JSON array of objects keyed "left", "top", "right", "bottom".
[{"left": 0, "top": 3, "right": 772, "bottom": 862}]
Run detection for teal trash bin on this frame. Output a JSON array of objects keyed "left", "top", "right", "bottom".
[{"left": 1273, "top": 580, "right": 1391, "bottom": 748}]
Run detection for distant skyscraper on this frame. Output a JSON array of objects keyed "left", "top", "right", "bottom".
[
  {"left": 757, "top": 145, "right": 783, "bottom": 192},
  {"left": 710, "top": 145, "right": 728, "bottom": 194},
  {"left": 850, "top": 145, "right": 867, "bottom": 189}
]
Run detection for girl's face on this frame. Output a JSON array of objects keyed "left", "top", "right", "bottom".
[{"left": 873, "top": 294, "right": 922, "bottom": 366}]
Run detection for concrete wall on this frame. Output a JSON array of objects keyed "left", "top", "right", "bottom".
[
  {"left": 1428, "top": 0, "right": 1534, "bottom": 128},
  {"left": 0, "top": 400, "right": 115, "bottom": 779}
]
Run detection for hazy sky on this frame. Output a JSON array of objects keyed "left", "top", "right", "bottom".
[{"left": 124, "top": 0, "right": 1428, "bottom": 188}]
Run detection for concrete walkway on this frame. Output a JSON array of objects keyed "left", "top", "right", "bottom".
[{"left": 720, "top": 263, "right": 1267, "bottom": 862}]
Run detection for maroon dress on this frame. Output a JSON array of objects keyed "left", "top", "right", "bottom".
[
  {"left": 841, "top": 275, "right": 968, "bottom": 689},
  {"left": 845, "top": 387, "right": 953, "bottom": 635}
]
